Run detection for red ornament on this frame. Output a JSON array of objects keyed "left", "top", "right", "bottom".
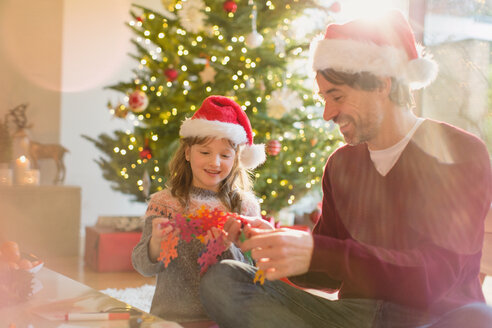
[
  {"left": 164, "top": 68, "right": 179, "bottom": 82},
  {"left": 139, "top": 138, "right": 152, "bottom": 160},
  {"left": 136, "top": 16, "right": 144, "bottom": 22},
  {"left": 329, "top": 1, "right": 341, "bottom": 13},
  {"left": 140, "top": 147, "right": 152, "bottom": 160},
  {"left": 266, "top": 139, "right": 281, "bottom": 156},
  {"left": 128, "top": 90, "right": 149, "bottom": 113},
  {"left": 223, "top": 0, "right": 237, "bottom": 13}
]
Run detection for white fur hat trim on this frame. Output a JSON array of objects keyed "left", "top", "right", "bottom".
[
  {"left": 240, "top": 143, "right": 266, "bottom": 169},
  {"left": 311, "top": 38, "right": 438, "bottom": 89},
  {"left": 179, "top": 118, "right": 248, "bottom": 145}
]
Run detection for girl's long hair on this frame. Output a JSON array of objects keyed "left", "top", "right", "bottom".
[{"left": 167, "top": 136, "right": 253, "bottom": 212}]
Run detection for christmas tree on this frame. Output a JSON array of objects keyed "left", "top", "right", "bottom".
[{"left": 84, "top": 0, "right": 343, "bottom": 215}]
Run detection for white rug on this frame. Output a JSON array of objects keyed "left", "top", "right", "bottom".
[{"left": 100, "top": 284, "right": 156, "bottom": 313}]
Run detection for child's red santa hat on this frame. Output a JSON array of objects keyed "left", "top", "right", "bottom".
[
  {"left": 311, "top": 10, "right": 438, "bottom": 89},
  {"left": 179, "top": 96, "right": 266, "bottom": 169}
]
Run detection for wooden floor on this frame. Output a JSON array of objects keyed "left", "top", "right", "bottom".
[{"left": 45, "top": 255, "right": 155, "bottom": 290}]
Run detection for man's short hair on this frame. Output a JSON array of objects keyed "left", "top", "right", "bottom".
[{"left": 319, "top": 68, "right": 414, "bottom": 108}]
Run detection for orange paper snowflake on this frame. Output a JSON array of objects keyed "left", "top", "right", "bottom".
[
  {"left": 254, "top": 269, "right": 266, "bottom": 285},
  {"left": 157, "top": 234, "right": 179, "bottom": 267}
]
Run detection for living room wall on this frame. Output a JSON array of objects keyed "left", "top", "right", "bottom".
[
  {"left": 0, "top": 0, "right": 63, "bottom": 184},
  {"left": 0, "top": 0, "right": 164, "bottom": 239},
  {"left": 60, "top": 0, "right": 163, "bottom": 230}
]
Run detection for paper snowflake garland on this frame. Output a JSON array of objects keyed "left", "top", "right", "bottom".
[
  {"left": 177, "top": 0, "right": 207, "bottom": 34},
  {"left": 158, "top": 206, "right": 233, "bottom": 272},
  {"left": 158, "top": 234, "right": 179, "bottom": 267},
  {"left": 198, "top": 236, "right": 227, "bottom": 275},
  {"left": 267, "top": 88, "right": 303, "bottom": 119},
  {"left": 156, "top": 206, "right": 266, "bottom": 284},
  {"left": 174, "top": 213, "right": 197, "bottom": 243}
]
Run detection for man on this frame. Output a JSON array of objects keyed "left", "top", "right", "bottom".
[{"left": 200, "top": 10, "right": 492, "bottom": 328}]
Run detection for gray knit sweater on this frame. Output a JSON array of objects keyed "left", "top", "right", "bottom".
[{"left": 131, "top": 187, "right": 261, "bottom": 322}]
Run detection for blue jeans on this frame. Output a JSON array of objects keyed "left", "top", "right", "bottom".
[{"left": 200, "top": 260, "right": 492, "bottom": 328}]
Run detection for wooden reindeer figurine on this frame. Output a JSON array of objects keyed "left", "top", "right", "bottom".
[
  {"left": 29, "top": 141, "right": 69, "bottom": 184},
  {"left": 7, "top": 104, "right": 69, "bottom": 184}
]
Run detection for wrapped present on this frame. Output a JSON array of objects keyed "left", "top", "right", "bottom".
[{"left": 84, "top": 226, "right": 142, "bottom": 272}]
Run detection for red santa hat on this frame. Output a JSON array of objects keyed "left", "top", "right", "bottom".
[
  {"left": 311, "top": 10, "right": 438, "bottom": 89},
  {"left": 179, "top": 96, "right": 266, "bottom": 169}
]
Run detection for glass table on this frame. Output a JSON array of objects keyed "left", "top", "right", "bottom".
[{"left": 0, "top": 266, "right": 183, "bottom": 328}]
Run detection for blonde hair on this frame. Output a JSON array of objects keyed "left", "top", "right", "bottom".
[{"left": 167, "top": 136, "right": 253, "bottom": 212}]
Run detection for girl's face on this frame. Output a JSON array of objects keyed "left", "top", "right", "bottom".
[{"left": 185, "top": 138, "right": 236, "bottom": 192}]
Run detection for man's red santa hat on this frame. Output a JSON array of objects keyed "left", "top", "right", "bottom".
[
  {"left": 179, "top": 96, "right": 266, "bottom": 169},
  {"left": 311, "top": 10, "right": 438, "bottom": 89}
]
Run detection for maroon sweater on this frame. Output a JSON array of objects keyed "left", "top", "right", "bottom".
[{"left": 291, "top": 119, "right": 492, "bottom": 316}]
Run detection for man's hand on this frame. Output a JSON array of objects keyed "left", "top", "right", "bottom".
[
  {"left": 223, "top": 216, "right": 274, "bottom": 244},
  {"left": 239, "top": 227, "right": 314, "bottom": 281}
]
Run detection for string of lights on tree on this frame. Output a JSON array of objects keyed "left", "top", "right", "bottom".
[{"left": 84, "top": 0, "right": 343, "bottom": 215}]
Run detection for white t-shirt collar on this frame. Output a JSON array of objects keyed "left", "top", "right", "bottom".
[{"left": 369, "top": 118, "right": 425, "bottom": 176}]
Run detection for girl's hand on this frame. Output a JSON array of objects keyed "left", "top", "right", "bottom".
[
  {"left": 244, "top": 216, "right": 275, "bottom": 230},
  {"left": 151, "top": 218, "right": 173, "bottom": 241},
  {"left": 149, "top": 218, "right": 174, "bottom": 262},
  {"left": 223, "top": 215, "right": 275, "bottom": 244}
]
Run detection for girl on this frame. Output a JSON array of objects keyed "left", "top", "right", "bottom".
[{"left": 132, "top": 95, "right": 266, "bottom": 322}]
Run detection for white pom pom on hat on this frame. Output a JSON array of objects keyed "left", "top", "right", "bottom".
[
  {"left": 179, "top": 95, "right": 266, "bottom": 169},
  {"left": 311, "top": 10, "right": 438, "bottom": 89}
]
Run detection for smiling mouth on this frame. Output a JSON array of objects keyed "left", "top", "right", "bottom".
[
  {"left": 205, "top": 169, "right": 220, "bottom": 175},
  {"left": 335, "top": 115, "right": 352, "bottom": 132},
  {"left": 338, "top": 121, "right": 349, "bottom": 129},
  {"left": 337, "top": 120, "right": 352, "bottom": 134}
]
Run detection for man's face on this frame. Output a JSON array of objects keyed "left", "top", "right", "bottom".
[{"left": 316, "top": 73, "right": 384, "bottom": 146}]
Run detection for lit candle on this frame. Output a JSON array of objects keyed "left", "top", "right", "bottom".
[
  {"left": 14, "top": 155, "right": 31, "bottom": 185},
  {"left": 16, "top": 156, "right": 30, "bottom": 169}
]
